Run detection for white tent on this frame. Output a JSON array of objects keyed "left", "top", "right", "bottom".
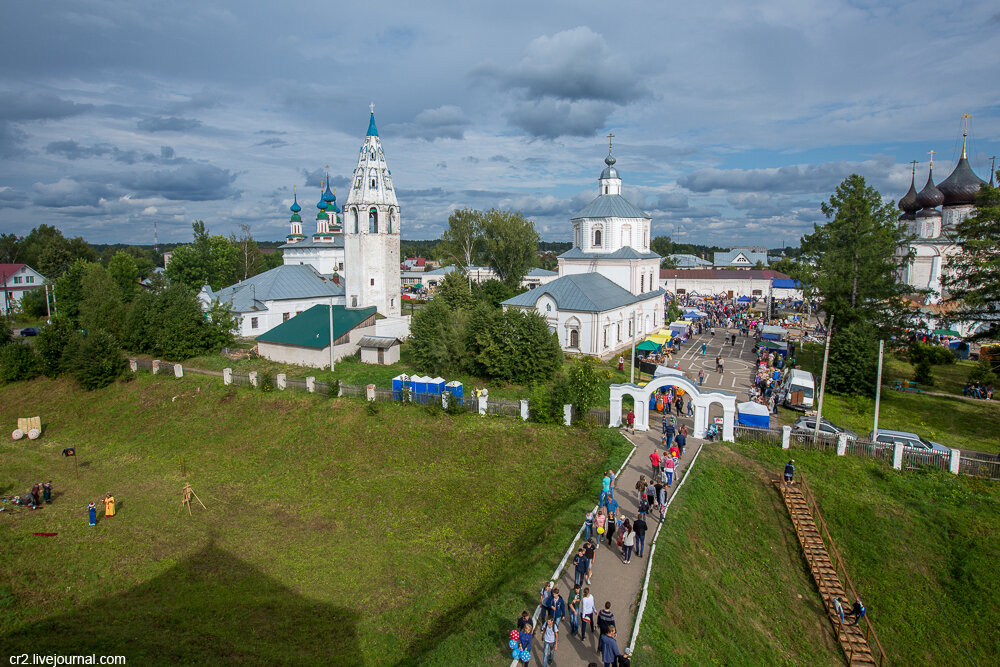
[{"left": 736, "top": 401, "right": 770, "bottom": 428}]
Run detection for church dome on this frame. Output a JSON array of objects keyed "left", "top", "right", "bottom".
[
  {"left": 898, "top": 174, "right": 919, "bottom": 213},
  {"left": 290, "top": 192, "right": 301, "bottom": 214},
  {"left": 916, "top": 207, "right": 941, "bottom": 220},
  {"left": 323, "top": 183, "right": 335, "bottom": 204},
  {"left": 914, "top": 169, "right": 943, "bottom": 210},
  {"left": 600, "top": 152, "right": 619, "bottom": 180},
  {"left": 938, "top": 156, "right": 985, "bottom": 206},
  {"left": 290, "top": 213, "right": 301, "bottom": 222},
  {"left": 316, "top": 192, "right": 328, "bottom": 211}
]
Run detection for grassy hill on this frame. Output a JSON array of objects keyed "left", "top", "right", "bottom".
[
  {"left": 634, "top": 441, "right": 1000, "bottom": 665},
  {"left": 0, "top": 374, "right": 629, "bottom": 665}
]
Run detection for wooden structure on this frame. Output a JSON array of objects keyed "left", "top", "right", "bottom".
[
  {"left": 12, "top": 416, "right": 41, "bottom": 440},
  {"left": 181, "top": 483, "right": 207, "bottom": 515},
  {"left": 778, "top": 475, "right": 886, "bottom": 666}
]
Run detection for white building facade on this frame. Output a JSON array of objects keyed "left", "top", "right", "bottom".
[
  {"left": 0, "top": 264, "right": 46, "bottom": 316},
  {"left": 503, "top": 149, "right": 664, "bottom": 358}
]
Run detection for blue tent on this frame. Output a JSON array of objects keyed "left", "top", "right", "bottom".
[
  {"left": 736, "top": 401, "right": 770, "bottom": 428},
  {"left": 736, "top": 296, "right": 752, "bottom": 303}
]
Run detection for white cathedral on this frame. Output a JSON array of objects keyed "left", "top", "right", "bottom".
[
  {"left": 502, "top": 146, "right": 665, "bottom": 357},
  {"left": 202, "top": 107, "right": 404, "bottom": 337}
]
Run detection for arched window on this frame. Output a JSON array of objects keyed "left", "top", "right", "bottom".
[
  {"left": 604, "top": 186, "right": 608, "bottom": 194},
  {"left": 570, "top": 329, "right": 579, "bottom": 348},
  {"left": 622, "top": 224, "right": 632, "bottom": 247},
  {"left": 352, "top": 208, "right": 359, "bottom": 234},
  {"left": 641, "top": 275, "right": 645, "bottom": 292},
  {"left": 371, "top": 150, "right": 376, "bottom": 160},
  {"left": 369, "top": 208, "right": 379, "bottom": 233},
  {"left": 593, "top": 229, "right": 602, "bottom": 248},
  {"left": 387, "top": 209, "right": 394, "bottom": 233}
]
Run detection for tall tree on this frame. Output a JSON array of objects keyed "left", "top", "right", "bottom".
[
  {"left": 942, "top": 175, "right": 1000, "bottom": 342},
  {"left": 231, "top": 223, "right": 264, "bottom": 281},
  {"left": 107, "top": 251, "right": 140, "bottom": 302},
  {"left": 480, "top": 209, "right": 539, "bottom": 290},
  {"left": 440, "top": 208, "right": 483, "bottom": 285},
  {"left": 165, "top": 221, "right": 241, "bottom": 291},
  {"left": 801, "top": 174, "right": 916, "bottom": 330},
  {"left": 78, "top": 263, "right": 126, "bottom": 340}
]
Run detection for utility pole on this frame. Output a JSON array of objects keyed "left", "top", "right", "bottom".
[
  {"left": 873, "top": 339, "right": 884, "bottom": 437},
  {"left": 329, "top": 297, "right": 336, "bottom": 373},
  {"left": 630, "top": 310, "right": 637, "bottom": 384},
  {"left": 812, "top": 314, "right": 834, "bottom": 446},
  {"left": 44, "top": 283, "right": 52, "bottom": 322}
]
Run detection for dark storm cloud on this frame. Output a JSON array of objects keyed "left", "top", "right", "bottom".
[
  {"left": 302, "top": 168, "right": 324, "bottom": 188},
  {"left": 653, "top": 192, "right": 690, "bottom": 210},
  {"left": 32, "top": 178, "right": 122, "bottom": 209},
  {"left": 45, "top": 140, "right": 183, "bottom": 165},
  {"left": 0, "top": 122, "right": 27, "bottom": 158},
  {"left": 46, "top": 140, "right": 114, "bottom": 160},
  {"left": 389, "top": 105, "right": 471, "bottom": 140},
  {"left": 120, "top": 163, "right": 238, "bottom": 201},
  {"left": 0, "top": 186, "right": 28, "bottom": 209},
  {"left": 137, "top": 116, "right": 203, "bottom": 132},
  {"left": 254, "top": 137, "right": 288, "bottom": 148},
  {"left": 489, "top": 154, "right": 510, "bottom": 163},
  {"left": 506, "top": 99, "right": 616, "bottom": 139},
  {"left": 678, "top": 157, "right": 895, "bottom": 194}
]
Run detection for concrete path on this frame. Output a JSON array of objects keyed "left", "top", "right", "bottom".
[{"left": 526, "top": 327, "right": 758, "bottom": 665}]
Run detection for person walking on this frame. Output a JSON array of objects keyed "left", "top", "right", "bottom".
[
  {"left": 662, "top": 418, "right": 675, "bottom": 449},
  {"left": 626, "top": 409, "right": 635, "bottom": 434},
  {"left": 573, "top": 547, "right": 589, "bottom": 591},
  {"left": 719, "top": 357, "right": 725, "bottom": 375},
  {"left": 599, "top": 626, "right": 620, "bottom": 667},
  {"left": 594, "top": 511, "right": 607, "bottom": 550},
  {"left": 701, "top": 342, "right": 707, "bottom": 355},
  {"left": 618, "top": 355, "right": 624, "bottom": 371},
  {"left": 650, "top": 449, "right": 660, "bottom": 479},
  {"left": 633, "top": 514, "right": 648, "bottom": 558},
  {"left": 568, "top": 585, "right": 581, "bottom": 637},
  {"left": 597, "top": 602, "right": 616, "bottom": 637},
  {"left": 674, "top": 395, "right": 684, "bottom": 417},
  {"left": 87, "top": 502, "right": 97, "bottom": 526},
  {"left": 675, "top": 429, "right": 687, "bottom": 458},
  {"left": 583, "top": 539, "right": 596, "bottom": 585},
  {"left": 832, "top": 596, "right": 846, "bottom": 624},
  {"left": 550, "top": 588, "right": 566, "bottom": 631},
  {"left": 687, "top": 396, "right": 694, "bottom": 417},
  {"left": 517, "top": 623, "right": 533, "bottom": 665},
  {"left": 620, "top": 518, "right": 634, "bottom": 564},
  {"left": 600, "top": 473, "right": 611, "bottom": 508},
  {"left": 580, "top": 588, "right": 596, "bottom": 641},
  {"left": 848, "top": 599, "right": 866, "bottom": 626},
  {"left": 539, "top": 582, "right": 554, "bottom": 623},
  {"left": 784, "top": 459, "right": 795, "bottom": 486},
  {"left": 584, "top": 510, "right": 594, "bottom": 544},
  {"left": 664, "top": 455, "right": 675, "bottom": 486},
  {"left": 605, "top": 511, "right": 617, "bottom": 551},
  {"left": 698, "top": 368, "right": 706, "bottom": 386},
  {"left": 541, "top": 616, "right": 558, "bottom": 665}
]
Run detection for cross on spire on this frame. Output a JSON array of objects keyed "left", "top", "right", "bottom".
[
  {"left": 909, "top": 160, "right": 918, "bottom": 178},
  {"left": 960, "top": 113, "right": 972, "bottom": 159},
  {"left": 369, "top": 102, "right": 375, "bottom": 114},
  {"left": 927, "top": 149, "right": 935, "bottom": 167},
  {"left": 607, "top": 131, "right": 614, "bottom": 153}
]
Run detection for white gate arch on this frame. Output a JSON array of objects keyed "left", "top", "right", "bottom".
[{"left": 609, "top": 371, "right": 737, "bottom": 441}]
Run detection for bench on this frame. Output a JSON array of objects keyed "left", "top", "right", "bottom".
[{"left": 902, "top": 382, "right": 922, "bottom": 393}]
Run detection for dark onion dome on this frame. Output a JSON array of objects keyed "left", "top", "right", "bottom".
[
  {"left": 916, "top": 207, "right": 941, "bottom": 220},
  {"left": 938, "top": 156, "right": 986, "bottom": 206},
  {"left": 898, "top": 175, "right": 919, "bottom": 213},
  {"left": 600, "top": 152, "right": 619, "bottom": 180},
  {"left": 914, "top": 169, "right": 943, "bottom": 209},
  {"left": 898, "top": 211, "right": 916, "bottom": 222},
  {"left": 290, "top": 191, "right": 301, "bottom": 213}
]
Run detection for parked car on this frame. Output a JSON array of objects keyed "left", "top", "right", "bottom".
[
  {"left": 792, "top": 416, "right": 857, "bottom": 440},
  {"left": 868, "top": 428, "right": 951, "bottom": 454},
  {"left": 19, "top": 327, "right": 39, "bottom": 336}
]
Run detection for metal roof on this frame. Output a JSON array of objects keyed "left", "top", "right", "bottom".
[
  {"left": 357, "top": 335, "right": 400, "bottom": 349},
  {"left": 713, "top": 248, "right": 769, "bottom": 266},
  {"left": 559, "top": 246, "right": 660, "bottom": 261},
  {"left": 572, "top": 194, "right": 649, "bottom": 220},
  {"left": 280, "top": 236, "right": 345, "bottom": 249},
  {"left": 938, "top": 156, "right": 986, "bottom": 206},
  {"left": 526, "top": 267, "right": 557, "bottom": 277},
  {"left": 206, "top": 264, "right": 344, "bottom": 313},
  {"left": 502, "top": 273, "right": 664, "bottom": 313},
  {"left": 668, "top": 253, "right": 712, "bottom": 267},
  {"left": 256, "top": 304, "right": 376, "bottom": 348}
]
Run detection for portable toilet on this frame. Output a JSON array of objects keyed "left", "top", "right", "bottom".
[
  {"left": 445, "top": 380, "right": 463, "bottom": 405},
  {"left": 427, "top": 377, "right": 445, "bottom": 400},
  {"left": 411, "top": 375, "right": 429, "bottom": 402},
  {"left": 392, "top": 374, "right": 409, "bottom": 401}
]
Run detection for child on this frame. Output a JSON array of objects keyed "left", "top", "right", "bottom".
[{"left": 88, "top": 502, "right": 97, "bottom": 526}]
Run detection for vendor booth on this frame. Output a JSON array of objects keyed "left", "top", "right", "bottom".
[
  {"left": 736, "top": 401, "right": 770, "bottom": 428},
  {"left": 756, "top": 339, "right": 788, "bottom": 358},
  {"left": 636, "top": 339, "right": 662, "bottom": 356},
  {"left": 759, "top": 325, "right": 788, "bottom": 341}
]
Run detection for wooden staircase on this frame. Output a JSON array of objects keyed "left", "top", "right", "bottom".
[{"left": 778, "top": 477, "right": 886, "bottom": 666}]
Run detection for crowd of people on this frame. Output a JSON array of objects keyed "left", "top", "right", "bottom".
[
  {"left": 3, "top": 481, "right": 54, "bottom": 511},
  {"left": 962, "top": 382, "right": 994, "bottom": 400}
]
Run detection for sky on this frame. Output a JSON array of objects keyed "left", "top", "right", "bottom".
[{"left": 0, "top": 0, "right": 998, "bottom": 248}]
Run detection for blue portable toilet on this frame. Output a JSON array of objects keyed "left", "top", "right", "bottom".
[
  {"left": 411, "top": 375, "right": 429, "bottom": 402},
  {"left": 445, "top": 380, "right": 463, "bottom": 405},
  {"left": 427, "top": 377, "right": 445, "bottom": 400},
  {"left": 392, "top": 374, "right": 409, "bottom": 401}
]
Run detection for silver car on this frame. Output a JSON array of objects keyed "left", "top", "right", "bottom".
[
  {"left": 792, "top": 416, "right": 857, "bottom": 440},
  {"left": 868, "top": 428, "right": 951, "bottom": 454}
]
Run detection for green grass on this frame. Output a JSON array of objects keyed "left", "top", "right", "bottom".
[
  {"left": 788, "top": 344, "right": 1000, "bottom": 453},
  {"left": 0, "top": 374, "right": 630, "bottom": 665},
  {"left": 731, "top": 441, "right": 1000, "bottom": 665},
  {"left": 633, "top": 445, "right": 845, "bottom": 666},
  {"left": 635, "top": 442, "right": 1000, "bottom": 665}
]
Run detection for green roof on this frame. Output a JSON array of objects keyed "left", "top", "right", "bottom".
[
  {"left": 256, "top": 304, "right": 376, "bottom": 349},
  {"left": 932, "top": 328, "right": 960, "bottom": 337},
  {"left": 636, "top": 339, "right": 662, "bottom": 352},
  {"left": 757, "top": 339, "right": 786, "bottom": 350}
]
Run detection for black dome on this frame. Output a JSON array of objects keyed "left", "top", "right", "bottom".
[
  {"left": 898, "top": 211, "right": 916, "bottom": 222},
  {"left": 938, "top": 156, "right": 986, "bottom": 206},
  {"left": 916, "top": 207, "right": 941, "bottom": 219},
  {"left": 914, "top": 169, "right": 944, "bottom": 210},
  {"left": 898, "top": 175, "right": 919, "bottom": 213}
]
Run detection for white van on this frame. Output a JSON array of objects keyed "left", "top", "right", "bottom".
[{"left": 781, "top": 369, "right": 815, "bottom": 408}]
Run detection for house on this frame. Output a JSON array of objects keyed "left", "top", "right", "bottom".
[
  {"left": 660, "top": 268, "right": 798, "bottom": 299},
  {"left": 255, "top": 304, "right": 377, "bottom": 368},
  {"left": 712, "top": 247, "right": 769, "bottom": 268},
  {"left": 522, "top": 267, "right": 559, "bottom": 289},
  {"left": 0, "top": 264, "right": 47, "bottom": 316},
  {"left": 358, "top": 335, "right": 402, "bottom": 365},
  {"left": 199, "top": 264, "right": 345, "bottom": 337},
  {"left": 667, "top": 254, "right": 712, "bottom": 269},
  {"left": 400, "top": 257, "right": 426, "bottom": 271}
]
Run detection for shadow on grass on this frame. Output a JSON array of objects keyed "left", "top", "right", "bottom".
[{"left": 2, "top": 542, "right": 360, "bottom": 665}]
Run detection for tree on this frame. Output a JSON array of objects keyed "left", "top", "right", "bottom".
[
  {"left": 567, "top": 357, "right": 604, "bottom": 419},
  {"left": 801, "top": 174, "right": 916, "bottom": 330},
  {"left": 437, "top": 269, "right": 475, "bottom": 311},
  {"left": 107, "top": 251, "right": 140, "bottom": 302},
  {"left": 53, "top": 259, "right": 91, "bottom": 324},
  {"left": 20, "top": 285, "right": 49, "bottom": 318},
  {"left": 472, "top": 279, "right": 517, "bottom": 308},
  {"left": 650, "top": 235, "right": 674, "bottom": 258},
  {"left": 36, "top": 314, "right": 77, "bottom": 377},
  {"left": 72, "top": 330, "right": 127, "bottom": 390},
  {"left": 440, "top": 208, "right": 483, "bottom": 283},
  {"left": 465, "top": 307, "right": 561, "bottom": 383},
  {"left": 78, "top": 263, "right": 126, "bottom": 340},
  {"left": 480, "top": 209, "right": 540, "bottom": 290},
  {"left": 409, "top": 297, "right": 468, "bottom": 376},
  {"left": 666, "top": 299, "right": 683, "bottom": 324},
  {"left": 231, "top": 224, "right": 265, "bottom": 281},
  {"left": 942, "top": 176, "right": 1000, "bottom": 342},
  {"left": 825, "top": 321, "right": 879, "bottom": 396},
  {"left": 0, "top": 233, "right": 21, "bottom": 264},
  {"left": 968, "top": 359, "right": 997, "bottom": 385},
  {"left": 0, "top": 317, "right": 12, "bottom": 347},
  {"left": 164, "top": 221, "right": 244, "bottom": 291},
  {"left": 0, "top": 341, "right": 40, "bottom": 384}
]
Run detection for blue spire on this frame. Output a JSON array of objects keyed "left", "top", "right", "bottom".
[
  {"left": 366, "top": 102, "right": 379, "bottom": 137},
  {"left": 316, "top": 184, "right": 327, "bottom": 211}
]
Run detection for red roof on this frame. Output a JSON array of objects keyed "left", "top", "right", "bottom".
[
  {"left": 659, "top": 268, "right": 790, "bottom": 280},
  {"left": 0, "top": 263, "right": 25, "bottom": 277}
]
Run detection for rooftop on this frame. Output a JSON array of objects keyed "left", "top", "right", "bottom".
[
  {"left": 205, "top": 264, "right": 344, "bottom": 313},
  {"left": 502, "top": 272, "right": 663, "bottom": 313},
  {"left": 256, "top": 304, "right": 377, "bottom": 349},
  {"left": 572, "top": 194, "right": 649, "bottom": 220},
  {"left": 560, "top": 246, "right": 660, "bottom": 261}
]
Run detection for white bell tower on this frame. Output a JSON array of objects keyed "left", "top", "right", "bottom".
[{"left": 343, "top": 104, "right": 401, "bottom": 317}]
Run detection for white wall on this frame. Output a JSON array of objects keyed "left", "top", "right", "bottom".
[
  {"left": 361, "top": 344, "right": 400, "bottom": 365},
  {"left": 257, "top": 325, "right": 375, "bottom": 368},
  {"left": 239, "top": 294, "right": 347, "bottom": 338},
  {"left": 282, "top": 245, "right": 345, "bottom": 275},
  {"left": 1, "top": 265, "right": 46, "bottom": 316},
  {"left": 661, "top": 275, "right": 772, "bottom": 298}
]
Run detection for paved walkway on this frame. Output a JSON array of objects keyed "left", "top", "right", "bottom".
[{"left": 526, "top": 328, "right": 758, "bottom": 665}]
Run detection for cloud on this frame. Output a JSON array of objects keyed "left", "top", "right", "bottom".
[
  {"left": 32, "top": 178, "right": 122, "bottom": 209},
  {"left": 390, "top": 105, "right": 471, "bottom": 140},
  {"left": 0, "top": 185, "right": 28, "bottom": 209},
  {"left": 0, "top": 122, "right": 27, "bottom": 158},
  {"left": 254, "top": 137, "right": 288, "bottom": 148},
  {"left": 120, "top": 163, "right": 238, "bottom": 201},
  {"left": 678, "top": 157, "right": 895, "bottom": 195},
  {"left": 46, "top": 140, "right": 114, "bottom": 160},
  {"left": 0, "top": 91, "right": 93, "bottom": 121},
  {"left": 653, "top": 192, "right": 690, "bottom": 210},
  {"left": 488, "top": 154, "right": 510, "bottom": 163},
  {"left": 506, "top": 99, "right": 616, "bottom": 139},
  {"left": 45, "top": 140, "right": 184, "bottom": 166},
  {"left": 136, "top": 116, "right": 203, "bottom": 132}
]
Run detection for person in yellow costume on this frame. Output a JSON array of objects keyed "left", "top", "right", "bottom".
[{"left": 103, "top": 492, "right": 116, "bottom": 517}]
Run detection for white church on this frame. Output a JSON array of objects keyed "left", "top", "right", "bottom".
[
  {"left": 502, "top": 145, "right": 665, "bottom": 357},
  {"left": 202, "top": 107, "right": 405, "bottom": 338}
]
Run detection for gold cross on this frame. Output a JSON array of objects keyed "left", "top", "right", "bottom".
[
  {"left": 927, "top": 149, "right": 935, "bottom": 167},
  {"left": 961, "top": 113, "right": 972, "bottom": 135},
  {"left": 607, "top": 132, "right": 614, "bottom": 152}
]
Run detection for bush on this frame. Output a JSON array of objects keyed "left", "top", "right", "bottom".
[
  {"left": 71, "top": 331, "right": 127, "bottom": 390},
  {"left": 0, "top": 318, "right": 12, "bottom": 347},
  {"left": 0, "top": 341, "right": 41, "bottom": 384},
  {"left": 445, "top": 392, "right": 465, "bottom": 416},
  {"left": 968, "top": 360, "right": 996, "bottom": 385},
  {"left": 826, "top": 321, "right": 879, "bottom": 396},
  {"left": 35, "top": 315, "right": 77, "bottom": 377},
  {"left": 567, "top": 357, "right": 604, "bottom": 420},
  {"left": 259, "top": 372, "right": 274, "bottom": 392},
  {"left": 366, "top": 400, "right": 379, "bottom": 416},
  {"left": 913, "top": 357, "right": 934, "bottom": 386}
]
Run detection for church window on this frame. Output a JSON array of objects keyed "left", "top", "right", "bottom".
[
  {"left": 390, "top": 298, "right": 394, "bottom": 308},
  {"left": 369, "top": 208, "right": 379, "bottom": 233},
  {"left": 641, "top": 275, "right": 645, "bottom": 292},
  {"left": 388, "top": 209, "right": 394, "bottom": 233},
  {"left": 603, "top": 329, "right": 607, "bottom": 348},
  {"left": 371, "top": 178, "right": 376, "bottom": 188},
  {"left": 250, "top": 317, "right": 258, "bottom": 329},
  {"left": 371, "top": 150, "right": 376, "bottom": 160},
  {"left": 569, "top": 329, "right": 579, "bottom": 348},
  {"left": 622, "top": 225, "right": 631, "bottom": 247},
  {"left": 604, "top": 186, "right": 608, "bottom": 194},
  {"left": 352, "top": 208, "right": 359, "bottom": 234},
  {"left": 594, "top": 229, "right": 602, "bottom": 248},
  {"left": 283, "top": 312, "right": 290, "bottom": 322},
  {"left": 546, "top": 304, "right": 552, "bottom": 312},
  {"left": 351, "top": 296, "right": 358, "bottom": 307},
  {"left": 356, "top": 177, "right": 362, "bottom": 189},
  {"left": 628, "top": 319, "right": 633, "bottom": 337},
  {"left": 370, "top": 278, "right": 375, "bottom": 286}
]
